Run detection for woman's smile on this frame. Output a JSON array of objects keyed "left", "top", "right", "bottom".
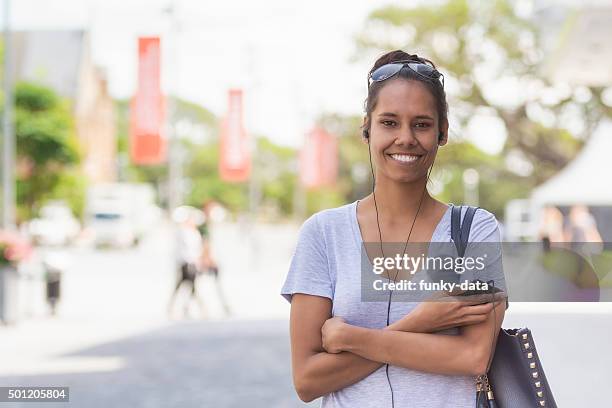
[{"left": 387, "top": 152, "right": 423, "bottom": 166}]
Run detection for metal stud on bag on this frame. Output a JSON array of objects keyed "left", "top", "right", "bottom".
[
  {"left": 522, "top": 331, "right": 547, "bottom": 406},
  {"left": 488, "top": 328, "right": 551, "bottom": 406}
]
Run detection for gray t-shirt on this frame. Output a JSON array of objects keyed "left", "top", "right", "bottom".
[{"left": 281, "top": 200, "right": 505, "bottom": 408}]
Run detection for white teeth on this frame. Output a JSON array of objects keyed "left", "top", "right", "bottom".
[{"left": 390, "top": 154, "right": 419, "bottom": 163}]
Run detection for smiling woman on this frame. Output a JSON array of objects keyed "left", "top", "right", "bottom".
[{"left": 281, "top": 50, "right": 507, "bottom": 408}]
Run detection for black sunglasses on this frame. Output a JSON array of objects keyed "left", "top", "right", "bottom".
[{"left": 368, "top": 60, "right": 444, "bottom": 89}]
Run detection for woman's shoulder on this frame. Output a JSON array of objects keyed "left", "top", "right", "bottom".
[
  {"left": 469, "top": 206, "right": 501, "bottom": 242},
  {"left": 300, "top": 202, "right": 355, "bottom": 231},
  {"left": 433, "top": 203, "right": 499, "bottom": 243},
  {"left": 440, "top": 204, "right": 500, "bottom": 242}
]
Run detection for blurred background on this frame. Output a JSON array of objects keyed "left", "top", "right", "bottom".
[{"left": 0, "top": 0, "right": 611, "bottom": 406}]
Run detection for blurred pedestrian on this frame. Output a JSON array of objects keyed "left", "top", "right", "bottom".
[
  {"left": 199, "top": 200, "right": 231, "bottom": 316},
  {"left": 565, "top": 205, "right": 602, "bottom": 243},
  {"left": 536, "top": 205, "right": 601, "bottom": 301},
  {"left": 538, "top": 206, "right": 565, "bottom": 249},
  {"left": 198, "top": 201, "right": 217, "bottom": 276},
  {"left": 42, "top": 249, "right": 71, "bottom": 316},
  {"left": 167, "top": 207, "right": 206, "bottom": 318}
]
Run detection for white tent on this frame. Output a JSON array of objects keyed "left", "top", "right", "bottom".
[{"left": 531, "top": 121, "right": 612, "bottom": 206}]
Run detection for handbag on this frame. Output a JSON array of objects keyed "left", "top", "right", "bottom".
[{"left": 450, "top": 204, "right": 558, "bottom": 408}]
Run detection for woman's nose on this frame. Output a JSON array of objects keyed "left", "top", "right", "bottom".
[{"left": 394, "top": 129, "right": 418, "bottom": 146}]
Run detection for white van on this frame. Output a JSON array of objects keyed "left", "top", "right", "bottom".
[{"left": 85, "top": 183, "right": 161, "bottom": 248}]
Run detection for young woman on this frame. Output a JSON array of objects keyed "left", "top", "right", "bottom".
[{"left": 281, "top": 50, "right": 507, "bottom": 407}]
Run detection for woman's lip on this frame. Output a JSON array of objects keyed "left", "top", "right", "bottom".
[{"left": 387, "top": 153, "right": 423, "bottom": 164}]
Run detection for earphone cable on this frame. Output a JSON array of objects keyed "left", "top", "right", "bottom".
[{"left": 367, "top": 142, "right": 437, "bottom": 407}]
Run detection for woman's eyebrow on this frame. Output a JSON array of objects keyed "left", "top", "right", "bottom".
[
  {"left": 378, "top": 112, "right": 434, "bottom": 120},
  {"left": 378, "top": 112, "right": 399, "bottom": 118}
]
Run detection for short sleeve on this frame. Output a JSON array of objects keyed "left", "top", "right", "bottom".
[
  {"left": 280, "top": 214, "right": 333, "bottom": 303},
  {"left": 465, "top": 209, "right": 509, "bottom": 310}
]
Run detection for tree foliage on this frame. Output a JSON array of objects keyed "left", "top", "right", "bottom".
[
  {"left": 356, "top": 1, "right": 610, "bottom": 174},
  {"left": 350, "top": 0, "right": 612, "bottom": 214},
  {"left": 12, "top": 82, "right": 82, "bottom": 221}
]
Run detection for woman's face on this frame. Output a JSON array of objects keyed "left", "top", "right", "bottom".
[{"left": 367, "top": 78, "right": 446, "bottom": 184}]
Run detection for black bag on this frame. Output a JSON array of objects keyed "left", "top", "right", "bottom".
[{"left": 451, "top": 204, "right": 558, "bottom": 408}]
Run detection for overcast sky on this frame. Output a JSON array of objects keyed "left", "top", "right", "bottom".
[{"left": 8, "top": 0, "right": 385, "bottom": 148}]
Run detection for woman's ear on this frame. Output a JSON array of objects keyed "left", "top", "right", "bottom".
[
  {"left": 362, "top": 116, "right": 369, "bottom": 143},
  {"left": 438, "top": 121, "right": 449, "bottom": 146}
]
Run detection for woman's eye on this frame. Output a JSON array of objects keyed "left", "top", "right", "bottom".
[
  {"left": 415, "top": 122, "right": 431, "bottom": 129},
  {"left": 381, "top": 120, "right": 396, "bottom": 127}
]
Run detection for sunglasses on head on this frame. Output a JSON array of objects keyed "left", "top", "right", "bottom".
[{"left": 368, "top": 60, "right": 445, "bottom": 89}]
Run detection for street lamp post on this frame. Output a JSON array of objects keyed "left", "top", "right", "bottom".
[
  {"left": 1, "top": 0, "right": 15, "bottom": 230},
  {"left": 164, "top": 2, "right": 182, "bottom": 213}
]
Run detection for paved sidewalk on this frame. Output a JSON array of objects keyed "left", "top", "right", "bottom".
[
  {"left": 0, "top": 320, "right": 314, "bottom": 408},
  {"left": 2, "top": 310, "right": 611, "bottom": 407}
]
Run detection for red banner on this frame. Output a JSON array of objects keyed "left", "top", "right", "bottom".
[
  {"left": 219, "top": 89, "right": 251, "bottom": 182},
  {"left": 130, "top": 37, "right": 166, "bottom": 165},
  {"left": 300, "top": 127, "right": 338, "bottom": 189}
]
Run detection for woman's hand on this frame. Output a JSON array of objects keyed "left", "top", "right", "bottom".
[
  {"left": 321, "top": 316, "right": 348, "bottom": 354},
  {"left": 390, "top": 291, "right": 506, "bottom": 333}
]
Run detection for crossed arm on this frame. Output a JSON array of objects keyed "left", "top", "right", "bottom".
[{"left": 289, "top": 293, "right": 505, "bottom": 403}]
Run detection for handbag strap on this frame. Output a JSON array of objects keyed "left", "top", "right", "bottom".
[
  {"left": 450, "top": 204, "right": 499, "bottom": 376},
  {"left": 450, "top": 204, "right": 479, "bottom": 257}
]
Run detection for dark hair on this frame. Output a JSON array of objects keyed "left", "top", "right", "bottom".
[{"left": 362, "top": 50, "right": 448, "bottom": 137}]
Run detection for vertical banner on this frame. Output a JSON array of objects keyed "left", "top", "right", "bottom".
[
  {"left": 129, "top": 37, "right": 166, "bottom": 165},
  {"left": 299, "top": 127, "right": 338, "bottom": 189},
  {"left": 219, "top": 89, "right": 251, "bottom": 182}
]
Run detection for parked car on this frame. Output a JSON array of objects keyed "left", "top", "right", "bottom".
[
  {"left": 85, "top": 183, "right": 161, "bottom": 248},
  {"left": 28, "top": 202, "right": 80, "bottom": 246}
]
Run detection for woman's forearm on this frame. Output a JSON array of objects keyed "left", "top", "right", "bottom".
[
  {"left": 295, "top": 351, "right": 383, "bottom": 402},
  {"left": 297, "top": 313, "right": 427, "bottom": 401},
  {"left": 338, "top": 325, "right": 482, "bottom": 376}
]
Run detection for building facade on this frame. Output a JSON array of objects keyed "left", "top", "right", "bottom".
[{"left": 10, "top": 30, "right": 116, "bottom": 183}]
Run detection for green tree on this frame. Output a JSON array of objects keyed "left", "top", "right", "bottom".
[
  {"left": 183, "top": 139, "right": 248, "bottom": 214},
  {"left": 255, "top": 137, "right": 298, "bottom": 218},
  {"left": 354, "top": 0, "right": 611, "bottom": 212},
  {"left": 184, "top": 136, "right": 299, "bottom": 218},
  {"left": 12, "top": 82, "right": 82, "bottom": 221}
]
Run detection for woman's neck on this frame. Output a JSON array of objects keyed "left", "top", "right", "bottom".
[{"left": 370, "top": 175, "right": 435, "bottom": 223}]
